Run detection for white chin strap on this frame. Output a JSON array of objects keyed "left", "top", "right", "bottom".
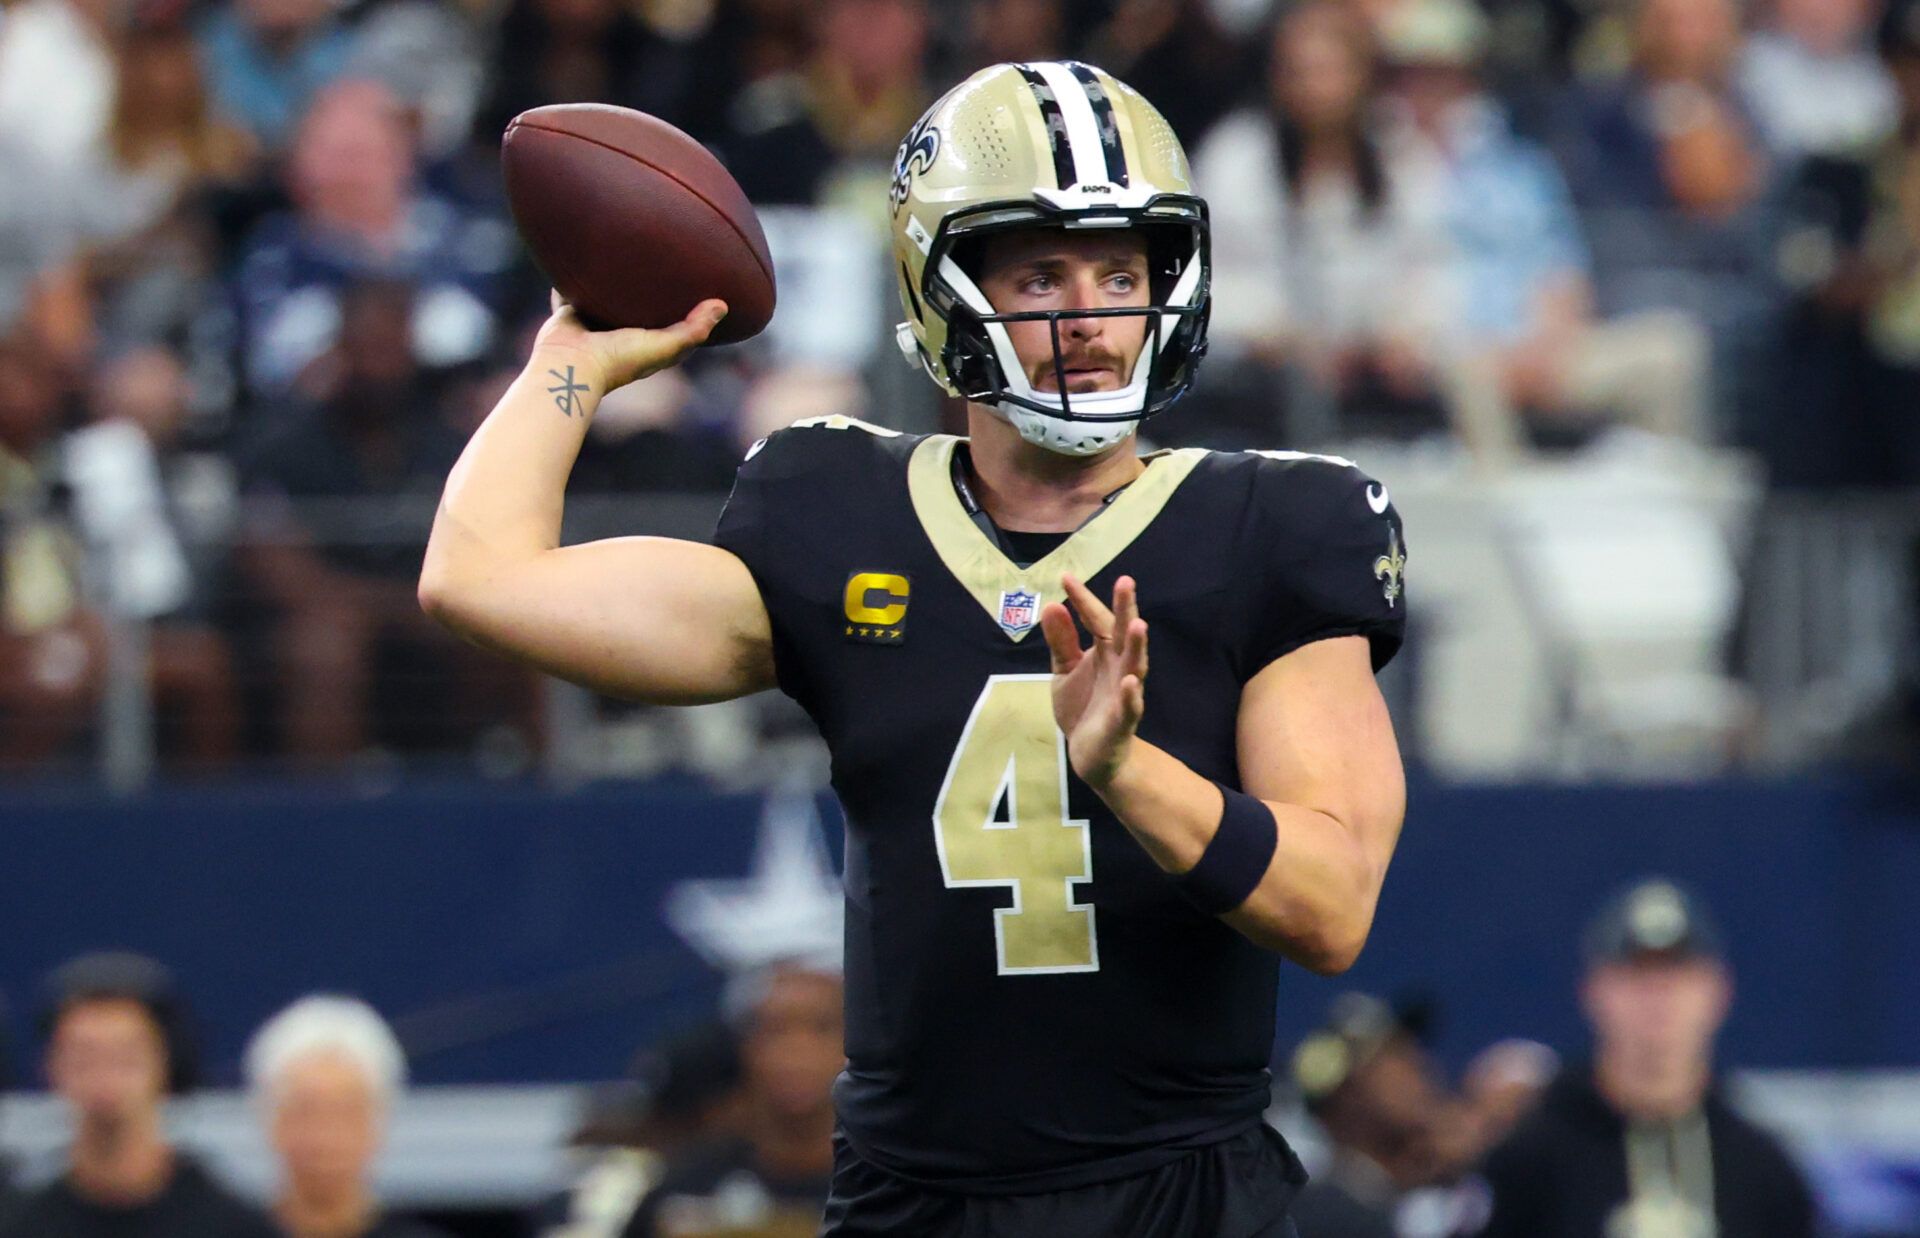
[
  {"left": 996, "top": 404, "right": 1138, "bottom": 456},
  {"left": 931, "top": 247, "right": 1203, "bottom": 458}
]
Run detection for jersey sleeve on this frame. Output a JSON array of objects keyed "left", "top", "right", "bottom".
[
  {"left": 712, "top": 418, "right": 906, "bottom": 710},
  {"left": 1240, "top": 454, "right": 1408, "bottom": 675},
  {"left": 712, "top": 432, "right": 785, "bottom": 570},
  {"left": 713, "top": 428, "right": 817, "bottom": 707}
]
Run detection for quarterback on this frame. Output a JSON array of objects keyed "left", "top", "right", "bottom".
[{"left": 423, "top": 61, "right": 1408, "bottom": 1237}]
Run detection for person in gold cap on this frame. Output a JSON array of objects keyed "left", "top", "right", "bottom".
[{"left": 1470, "top": 878, "right": 1818, "bottom": 1238}]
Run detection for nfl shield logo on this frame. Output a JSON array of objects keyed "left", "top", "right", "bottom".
[{"left": 998, "top": 588, "right": 1039, "bottom": 637}]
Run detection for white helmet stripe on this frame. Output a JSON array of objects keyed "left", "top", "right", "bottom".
[
  {"left": 1066, "top": 62, "right": 1129, "bottom": 186},
  {"left": 1158, "top": 250, "right": 1203, "bottom": 356},
  {"left": 1031, "top": 61, "right": 1112, "bottom": 189}
]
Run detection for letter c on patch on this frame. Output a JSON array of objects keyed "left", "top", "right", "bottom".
[{"left": 845, "top": 573, "right": 911, "bottom": 626}]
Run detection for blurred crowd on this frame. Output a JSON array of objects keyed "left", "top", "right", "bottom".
[
  {"left": 0, "top": 878, "right": 1821, "bottom": 1238},
  {"left": 0, "top": 950, "right": 843, "bottom": 1238},
  {"left": 3, "top": 0, "right": 1919, "bottom": 775},
  {"left": 1278, "top": 880, "right": 1815, "bottom": 1237}
]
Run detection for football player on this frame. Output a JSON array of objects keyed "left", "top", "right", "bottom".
[{"left": 423, "top": 61, "right": 1409, "bottom": 1237}]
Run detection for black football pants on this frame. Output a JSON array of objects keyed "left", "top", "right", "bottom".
[{"left": 819, "top": 1123, "right": 1301, "bottom": 1238}]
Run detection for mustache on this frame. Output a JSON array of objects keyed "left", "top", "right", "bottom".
[{"left": 1036, "top": 348, "right": 1125, "bottom": 375}]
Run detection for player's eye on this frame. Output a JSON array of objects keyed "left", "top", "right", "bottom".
[
  {"left": 1022, "top": 272, "right": 1059, "bottom": 295},
  {"left": 1107, "top": 272, "right": 1138, "bottom": 295}
]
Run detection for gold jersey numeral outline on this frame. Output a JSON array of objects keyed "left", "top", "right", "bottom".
[{"left": 932, "top": 675, "right": 1098, "bottom": 974}]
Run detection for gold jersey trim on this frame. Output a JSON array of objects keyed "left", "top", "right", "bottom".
[{"left": 905, "top": 435, "right": 1207, "bottom": 642}]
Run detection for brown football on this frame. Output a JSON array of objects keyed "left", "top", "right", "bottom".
[{"left": 501, "top": 104, "right": 775, "bottom": 344}]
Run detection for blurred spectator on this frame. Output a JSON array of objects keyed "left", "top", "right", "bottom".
[
  {"left": 245, "top": 996, "right": 449, "bottom": 1238},
  {"left": 0, "top": 952, "right": 275, "bottom": 1238},
  {"left": 715, "top": 0, "right": 931, "bottom": 207},
  {"left": 0, "top": 127, "right": 90, "bottom": 366},
  {"left": 569, "top": 364, "right": 746, "bottom": 493},
  {"left": 0, "top": 338, "right": 104, "bottom": 771},
  {"left": 1474, "top": 0, "right": 1592, "bottom": 90},
  {"left": 962, "top": 0, "right": 1068, "bottom": 70},
  {"left": 1379, "top": 0, "right": 1710, "bottom": 464},
  {"left": 85, "top": 18, "right": 259, "bottom": 248},
  {"left": 243, "top": 278, "right": 532, "bottom": 765},
  {"left": 536, "top": 1021, "right": 744, "bottom": 1238},
  {"left": 723, "top": 0, "right": 812, "bottom": 90},
  {"left": 1763, "top": 0, "right": 1920, "bottom": 486},
  {"left": 1471, "top": 879, "right": 1818, "bottom": 1237},
  {"left": 231, "top": 78, "right": 513, "bottom": 403},
  {"left": 475, "top": 0, "right": 703, "bottom": 144},
  {"left": 1288, "top": 993, "right": 1480, "bottom": 1238},
  {"left": 197, "top": 0, "right": 355, "bottom": 151},
  {"left": 1090, "top": 0, "right": 1262, "bottom": 149},
  {"left": 622, "top": 964, "right": 840, "bottom": 1238},
  {"left": 0, "top": 0, "right": 116, "bottom": 170},
  {"left": 1459, "top": 1039, "right": 1558, "bottom": 1156},
  {"left": 1857, "top": 0, "right": 1920, "bottom": 482},
  {"left": 75, "top": 347, "right": 240, "bottom": 770},
  {"left": 1549, "top": 0, "right": 1776, "bottom": 426},
  {"left": 343, "top": 0, "right": 485, "bottom": 162},
  {"left": 76, "top": 16, "right": 259, "bottom": 353},
  {"left": 1190, "top": 0, "right": 1450, "bottom": 448},
  {"left": 1739, "top": 0, "right": 1896, "bottom": 164}
]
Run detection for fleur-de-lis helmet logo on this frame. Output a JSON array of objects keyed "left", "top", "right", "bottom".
[{"left": 890, "top": 111, "right": 941, "bottom": 214}]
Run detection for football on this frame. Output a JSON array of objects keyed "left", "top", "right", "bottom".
[{"left": 501, "top": 104, "right": 776, "bottom": 344}]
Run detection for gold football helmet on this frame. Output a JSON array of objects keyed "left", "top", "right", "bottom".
[{"left": 888, "top": 61, "right": 1211, "bottom": 455}]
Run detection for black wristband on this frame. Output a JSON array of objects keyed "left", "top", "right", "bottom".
[{"left": 1174, "top": 784, "right": 1278, "bottom": 916}]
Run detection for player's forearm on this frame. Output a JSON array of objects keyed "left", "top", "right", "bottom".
[
  {"left": 1094, "top": 741, "right": 1379, "bottom": 972},
  {"left": 420, "top": 344, "right": 602, "bottom": 608}
]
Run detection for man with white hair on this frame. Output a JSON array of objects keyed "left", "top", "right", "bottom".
[{"left": 245, "top": 996, "right": 448, "bottom": 1238}]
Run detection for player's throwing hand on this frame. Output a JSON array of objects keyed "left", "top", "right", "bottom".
[
  {"left": 1040, "top": 574, "right": 1149, "bottom": 791},
  {"left": 534, "top": 290, "right": 728, "bottom": 395}
]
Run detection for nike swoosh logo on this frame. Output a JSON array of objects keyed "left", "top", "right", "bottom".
[{"left": 1366, "top": 484, "right": 1390, "bottom": 514}]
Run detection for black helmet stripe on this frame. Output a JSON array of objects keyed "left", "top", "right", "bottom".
[
  {"left": 1014, "top": 63, "right": 1079, "bottom": 190},
  {"left": 1065, "top": 63, "right": 1130, "bottom": 188}
]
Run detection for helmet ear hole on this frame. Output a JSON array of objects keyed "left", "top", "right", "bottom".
[
  {"left": 946, "top": 235, "right": 992, "bottom": 300},
  {"left": 944, "top": 306, "right": 1005, "bottom": 398}
]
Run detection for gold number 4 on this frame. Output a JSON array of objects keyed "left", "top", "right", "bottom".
[{"left": 933, "top": 675, "right": 1099, "bottom": 974}]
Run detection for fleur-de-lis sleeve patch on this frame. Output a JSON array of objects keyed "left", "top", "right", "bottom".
[{"left": 1374, "top": 527, "right": 1406, "bottom": 608}]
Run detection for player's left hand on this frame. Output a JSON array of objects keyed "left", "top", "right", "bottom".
[{"left": 1040, "top": 574, "right": 1148, "bottom": 791}]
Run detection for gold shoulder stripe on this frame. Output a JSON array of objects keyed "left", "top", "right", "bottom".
[
  {"left": 788, "top": 414, "right": 903, "bottom": 436},
  {"left": 907, "top": 436, "right": 1207, "bottom": 642}
]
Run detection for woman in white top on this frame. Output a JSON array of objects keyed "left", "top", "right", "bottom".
[{"left": 1192, "top": 1, "right": 1449, "bottom": 411}]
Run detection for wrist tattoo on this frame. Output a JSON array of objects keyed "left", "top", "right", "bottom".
[{"left": 547, "top": 366, "right": 590, "bottom": 417}]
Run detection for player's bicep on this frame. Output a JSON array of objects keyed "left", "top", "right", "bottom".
[
  {"left": 1236, "top": 635, "right": 1406, "bottom": 883},
  {"left": 442, "top": 535, "right": 776, "bottom": 704}
]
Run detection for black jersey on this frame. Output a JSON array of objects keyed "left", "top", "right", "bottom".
[
  {"left": 714, "top": 419, "right": 1408, "bottom": 1195},
  {"left": 0, "top": 1159, "right": 278, "bottom": 1238}
]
